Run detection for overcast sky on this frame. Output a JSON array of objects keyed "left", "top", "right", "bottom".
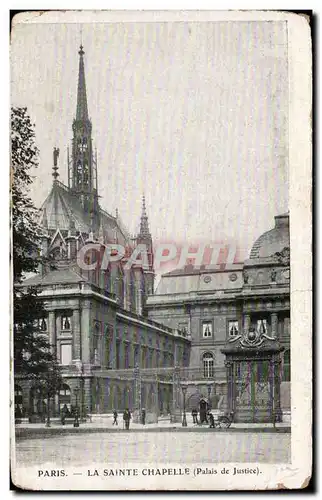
[{"left": 11, "top": 19, "right": 289, "bottom": 260}]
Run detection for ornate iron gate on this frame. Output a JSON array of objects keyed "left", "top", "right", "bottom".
[{"left": 234, "top": 360, "right": 272, "bottom": 422}]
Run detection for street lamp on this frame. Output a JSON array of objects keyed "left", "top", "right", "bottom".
[
  {"left": 207, "top": 382, "right": 212, "bottom": 406},
  {"left": 181, "top": 384, "right": 187, "bottom": 427},
  {"left": 73, "top": 387, "right": 80, "bottom": 428},
  {"left": 45, "top": 390, "right": 51, "bottom": 428}
]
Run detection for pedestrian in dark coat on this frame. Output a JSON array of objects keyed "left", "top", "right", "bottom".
[
  {"left": 208, "top": 412, "right": 215, "bottom": 428},
  {"left": 141, "top": 408, "right": 146, "bottom": 425},
  {"left": 113, "top": 410, "right": 118, "bottom": 425},
  {"left": 191, "top": 408, "right": 198, "bottom": 424},
  {"left": 61, "top": 404, "right": 68, "bottom": 425},
  {"left": 123, "top": 408, "right": 131, "bottom": 430}
]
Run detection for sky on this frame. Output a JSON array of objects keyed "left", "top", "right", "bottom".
[{"left": 11, "top": 18, "right": 289, "bottom": 261}]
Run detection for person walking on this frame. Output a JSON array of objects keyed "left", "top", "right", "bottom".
[
  {"left": 141, "top": 408, "right": 146, "bottom": 425},
  {"left": 61, "top": 404, "right": 68, "bottom": 425},
  {"left": 208, "top": 411, "right": 215, "bottom": 428},
  {"left": 191, "top": 408, "right": 198, "bottom": 424},
  {"left": 123, "top": 408, "right": 131, "bottom": 430},
  {"left": 112, "top": 410, "right": 118, "bottom": 425}
]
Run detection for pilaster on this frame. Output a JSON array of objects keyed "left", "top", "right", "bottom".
[{"left": 73, "top": 308, "right": 81, "bottom": 361}]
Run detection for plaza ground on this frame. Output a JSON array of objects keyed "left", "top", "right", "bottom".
[{"left": 14, "top": 430, "right": 290, "bottom": 467}]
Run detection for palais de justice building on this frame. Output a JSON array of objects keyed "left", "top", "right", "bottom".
[{"left": 15, "top": 45, "right": 290, "bottom": 424}]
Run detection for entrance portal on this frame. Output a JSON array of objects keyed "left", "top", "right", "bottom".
[
  {"left": 222, "top": 328, "right": 284, "bottom": 423},
  {"left": 233, "top": 360, "right": 272, "bottom": 422}
]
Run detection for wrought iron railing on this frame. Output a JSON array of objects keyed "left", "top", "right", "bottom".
[{"left": 92, "top": 366, "right": 226, "bottom": 382}]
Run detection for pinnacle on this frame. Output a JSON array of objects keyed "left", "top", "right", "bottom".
[
  {"left": 76, "top": 44, "right": 89, "bottom": 122},
  {"left": 139, "top": 194, "right": 151, "bottom": 239}
]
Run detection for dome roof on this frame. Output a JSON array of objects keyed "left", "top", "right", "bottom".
[{"left": 250, "top": 214, "right": 289, "bottom": 259}]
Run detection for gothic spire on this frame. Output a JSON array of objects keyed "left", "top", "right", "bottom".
[
  {"left": 139, "top": 194, "right": 151, "bottom": 239},
  {"left": 71, "top": 44, "right": 99, "bottom": 230},
  {"left": 76, "top": 45, "right": 89, "bottom": 122}
]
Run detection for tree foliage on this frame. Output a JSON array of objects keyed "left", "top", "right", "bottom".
[
  {"left": 11, "top": 107, "right": 41, "bottom": 283},
  {"left": 11, "top": 106, "right": 61, "bottom": 390}
]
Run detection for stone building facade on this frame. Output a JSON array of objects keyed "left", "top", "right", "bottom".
[
  {"left": 146, "top": 214, "right": 290, "bottom": 422},
  {"left": 15, "top": 42, "right": 290, "bottom": 424},
  {"left": 15, "top": 45, "right": 190, "bottom": 422}
]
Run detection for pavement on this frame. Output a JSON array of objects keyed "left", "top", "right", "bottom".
[
  {"left": 15, "top": 414, "right": 290, "bottom": 439},
  {"left": 14, "top": 429, "right": 291, "bottom": 466}
]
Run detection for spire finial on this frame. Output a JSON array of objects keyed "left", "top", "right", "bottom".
[
  {"left": 138, "top": 194, "right": 151, "bottom": 238},
  {"left": 76, "top": 42, "right": 88, "bottom": 121},
  {"left": 52, "top": 147, "right": 60, "bottom": 181}
]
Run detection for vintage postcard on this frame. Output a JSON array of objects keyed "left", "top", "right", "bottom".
[{"left": 10, "top": 10, "right": 312, "bottom": 490}]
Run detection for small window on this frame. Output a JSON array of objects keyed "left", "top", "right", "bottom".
[
  {"left": 228, "top": 320, "right": 239, "bottom": 337},
  {"left": 61, "top": 315, "right": 71, "bottom": 331},
  {"left": 202, "top": 321, "right": 212, "bottom": 338},
  {"left": 257, "top": 319, "right": 267, "bottom": 334},
  {"left": 40, "top": 318, "right": 48, "bottom": 332},
  {"left": 61, "top": 344, "right": 72, "bottom": 365}
]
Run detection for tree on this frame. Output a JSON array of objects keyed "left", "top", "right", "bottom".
[
  {"left": 11, "top": 107, "right": 41, "bottom": 283},
  {"left": 11, "top": 107, "right": 62, "bottom": 420}
]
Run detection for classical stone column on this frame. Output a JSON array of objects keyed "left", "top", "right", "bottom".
[
  {"left": 273, "top": 355, "right": 283, "bottom": 422},
  {"left": 156, "top": 349, "right": 160, "bottom": 368},
  {"left": 225, "top": 360, "right": 233, "bottom": 414},
  {"left": 81, "top": 302, "right": 90, "bottom": 363},
  {"left": 171, "top": 366, "right": 182, "bottom": 423},
  {"left": 73, "top": 308, "right": 81, "bottom": 361},
  {"left": 129, "top": 343, "right": 135, "bottom": 368},
  {"left": 48, "top": 311, "right": 56, "bottom": 352},
  {"left": 141, "top": 346, "right": 146, "bottom": 369},
  {"left": 174, "top": 344, "right": 178, "bottom": 366},
  {"left": 243, "top": 314, "right": 251, "bottom": 332},
  {"left": 133, "top": 365, "right": 141, "bottom": 423},
  {"left": 271, "top": 312, "right": 278, "bottom": 338},
  {"left": 151, "top": 348, "right": 157, "bottom": 368}
]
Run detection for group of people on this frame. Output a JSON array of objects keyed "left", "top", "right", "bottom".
[
  {"left": 191, "top": 408, "right": 216, "bottom": 428},
  {"left": 112, "top": 408, "right": 147, "bottom": 428},
  {"left": 112, "top": 409, "right": 132, "bottom": 429}
]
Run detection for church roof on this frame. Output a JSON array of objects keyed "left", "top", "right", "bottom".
[
  {"left": 40, "top": 180, "right": 90, "bottom": 233},
  {"left": 22, "top": 267, "right": 87, "bottom": 286},
  {"left": 39, "top": 180, "right": 130, "bottom": 245}
]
